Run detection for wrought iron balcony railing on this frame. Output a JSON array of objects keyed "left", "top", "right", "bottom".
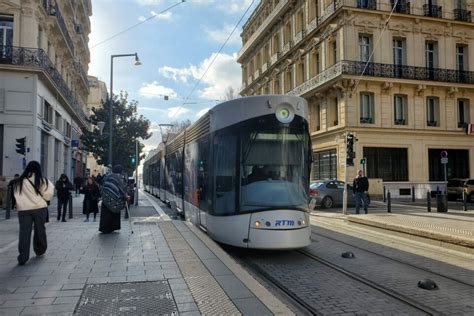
[
  {"left": 0, "top": 45, "right": 88, "bottom": 127},
  {"left": 454, "top": 9, "right": 472, "bottom": 22},
  {"left": 423, "top": 4, "right": 442, "bottom": 18},
  {"left": 394, "top": 118, "right": 407, "bottom": 125},
  {"left": 42, "top": 0, "right": 75, "bottom": 55},
  {"left": 342, "top": 61, "right": 474, "bottom": 84},
  {"left": 360, "top": 117, "right": 374, "bottom": 124},
  {"left": 427, "top": 120, "right": 438, "bottom": 127},
  {"left": 357, "top": 0, "right": 376, "bottom": 10},
  {"left": 73, "top": 61, "right": 89, "bottom": 88}
]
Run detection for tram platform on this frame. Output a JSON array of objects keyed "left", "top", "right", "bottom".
[{"left": 0, "top": 191, "right": 293, "bottom": 315}]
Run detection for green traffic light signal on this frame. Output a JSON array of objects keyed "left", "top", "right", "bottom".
[{"left": 131, "top": 156, "right": 136, "bottom": 165}]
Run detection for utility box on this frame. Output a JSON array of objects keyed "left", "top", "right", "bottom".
[{"left": 436, "top": 194, "right": 448, "bottom": 212}]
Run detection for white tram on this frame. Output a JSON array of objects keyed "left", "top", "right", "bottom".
[{"left": 143, "top": 95, "right": 311, "bottom": 249}]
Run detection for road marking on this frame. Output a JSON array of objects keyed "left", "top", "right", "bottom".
[{"left": 141, "top": 190, "right": 171, "bottom": 221}]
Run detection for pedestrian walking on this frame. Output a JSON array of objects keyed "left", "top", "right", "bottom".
[
  {"left": 81, "top": 176, "right": 100, "bottom": 222},
  {"left": 99, "top": 165, "right": 129, "bottom": 234},
  {"left": 8, "top": 174, "right": 20, "bottom": 210},
  {"left": 74, "top": 176, "right": 83, "bottom": 196},
  {"left": 55, "top": 174, "right": 73, "bottom": 222},
  {"left": 12, "top": 161, "right": 54, "bottom": 265},
  {"left": 353, "top": 169, "right": 369, "bottom": 214},
  {"left": 0, "top": 176, "right": 7, "bottom": 208}
]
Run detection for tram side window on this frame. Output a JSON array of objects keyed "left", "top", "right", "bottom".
[
  {"left": 175, "top": 151, "right": 184, "bottom": 197},
  {"left": 166, "top": 154, "right": 176, "bottom": 195},
  {"left": 214, "top": 134, "right": 236, "bottom": 215},
  {"left": 198, "top": 138, "right": 210, "bottom": 211},
  {"left": 184, "top": 142, "right": 198, "bottom": 205}
]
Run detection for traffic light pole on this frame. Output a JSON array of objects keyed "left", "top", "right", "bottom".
[
  {"left": 342, "top": 133, "right": 348, "bottom": 215},
  {"left": 134, "top": 139, "right": 139, "bottom": 206}
]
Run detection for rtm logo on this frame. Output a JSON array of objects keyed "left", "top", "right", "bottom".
[{"left": 275, "top": 220, "right": 295, "bottom": 226}]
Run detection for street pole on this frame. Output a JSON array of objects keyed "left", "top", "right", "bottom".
[
  {"left": 135, "top": 139, "right": 139, "bottom": 206},
  {"left": 342, "top": 132, "right": 348, "bottom": 215},
  {"left": 108, "top": 57, "right": 114, "bottom": 169}
]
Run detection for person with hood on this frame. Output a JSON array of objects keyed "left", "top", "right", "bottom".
[
  {"left": 55, "top": 174, "right": 73, "bottom": 222},
  {"left": 81, "top": 176, "right": 100, "bottom": 222},
  {"left": 12, "top": 161, "right": 54, "bottom": 265}
]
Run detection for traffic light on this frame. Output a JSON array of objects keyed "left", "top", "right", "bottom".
[
  {"left": 346, "top": 133, "right": 354, "bottom": 166},
  {"left": 15, "top": 137, "right": 26, "bottom": 156},
  {"left": 131, "top": 155, "right": 136, "bottom": 166}
]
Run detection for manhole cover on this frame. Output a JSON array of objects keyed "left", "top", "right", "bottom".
[{"left": 75, "top": 281, "right": 178, "bottom": 315}]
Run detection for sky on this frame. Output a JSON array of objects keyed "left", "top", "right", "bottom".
[{"left": 88, "top": 0, "right": 258, "bottom": 154}]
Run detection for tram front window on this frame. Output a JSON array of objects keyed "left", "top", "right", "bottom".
[{"left": 240, "top": 121, "right": 309, "bottom": 212}]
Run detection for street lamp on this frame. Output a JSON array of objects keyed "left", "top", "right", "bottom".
[
  {"left": 108, "top": 52, "right": 141, "bottom": 168},
  {"left": 158, "top": 124, "right": 174, "bottom": 144},
  {"left": 97, "top": 121, "right": 105, "bottom": 135}
]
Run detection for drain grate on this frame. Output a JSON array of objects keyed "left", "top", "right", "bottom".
[{"left": 74, "top": 281, "right": 178, "bottom": 315}]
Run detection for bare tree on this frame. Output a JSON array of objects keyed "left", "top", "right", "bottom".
[
  {"left": 164, "top": 119, "right": 192, "bottom": 142},
  {"left": 223, "top": 86, "right": 238, "bottom": 101}
]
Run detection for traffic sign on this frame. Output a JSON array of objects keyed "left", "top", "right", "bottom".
[
  {"left": 441, "top": 157, "right": 448, "bottom": 164},
  {"left": 441, "top": 151, "right": 448, "bottom": 158},
  {"left": 360, "top": 158, "right": 366, "bottom": 165}
]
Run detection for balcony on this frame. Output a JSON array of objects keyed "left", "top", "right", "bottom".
[
  {"left": 0, "top": 46, "right": 88, "bottom": 128},
  {"left": 74, "top": 61, "right": 89, "bottom": 89},
  {"left": 357, "top": 0, "right": 376, "bottom": 10},
  {"left": 454, "top": 9, "right": 472, "bottom": 22},
  {"left": 42, "top": 0, "right": 75, "bottom": 56},
  {"left": 360, "top": 117, "right": 373, "bottom": 124},
  {"left": 423, "top": 4, "right": 442, "bottom": 18}
]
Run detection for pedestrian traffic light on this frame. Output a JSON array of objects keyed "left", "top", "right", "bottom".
[
  {"left": 131, "top": 156, "right": 136, "bottom": 166},
  {"left": 15, "top": 137, "right": 26, "bottom": 156}
]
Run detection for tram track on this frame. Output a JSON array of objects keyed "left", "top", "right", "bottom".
[
  {"left": 296, "top": 249, "right": 436, "bottom": 315},
  {"left": 311, "top": 230, "right": 474, "bottom": 287}
]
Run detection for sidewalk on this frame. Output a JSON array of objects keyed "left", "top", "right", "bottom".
[{"left": 0, "top": 191, "right": 292, "bottom": 315}]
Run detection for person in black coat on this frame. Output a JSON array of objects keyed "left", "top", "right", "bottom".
[
  {"left": 353, "top": 169, "right": 369, "bottom": 214},
  {"left": 74, "top": 176, "right": 83, "bottom": 196},
  {"left": 55, "top": 174, "right": 73, "bottom": 222},
  {"left": 80, "top": 176, "right": 100, "bottom": 222}
]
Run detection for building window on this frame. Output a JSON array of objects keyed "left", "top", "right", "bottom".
[
  {"left": 310, "top": 49, "right": 320, "bottom": 77},
  {"left": 359, "top": 35, "right": 372, "bottom": 62},
  {"left": 429, "top": 149, "right": 469, "bottom": 181},
  {"left": 311, "top": 104, "right": 321, "bottom": 132},
  {"left": 393, "top": 38, "right": 405, "bottom": 77},
  {"left": 425, "top": 41, "right": 438, "bottom": 69},
  {"left": 394, "top": 94, "right": 408, "bottom": 125},
  {"left": 264, "top": 43, "right": 270, "bottom": 63},
  {"left": 296, "top": 61, "right": 305, "bottom": 86},
  {"left": 55, "top": 111, "right": 61, "bottom": 130},
  {"left": 273, "top": 78, "right": 280, "bottom": 94},
  {"left": 308, "top": 0, "right": 318, "bottom": 21},
  {"left": 41, "top": 132, "right": 49, "bottom": 176},
  {"left": 272, "top": 33, "right": 280, "bottom": 55},
  {"left": 284, "top": 21, "right": 292, "bottom": 44},
  {"left": 456, "top": 44, "right": 468, "bottom": 82},
  {"left": 360, "top": 92, "right": 374, "bottom": 124},
  {"left": 328, "top": 97, "right": 339, "bottom": 127},
  {"left": 312, "top": 149, "right": 337, "bottom": 180},
  {"left": 43, "top": 100, "right": 53, "bottom": 124},
  {"left": 64, "top": 121, "right": 71, "bottom": 138},
  {"left": 0, "top": 15, "right": 13, "bottom": 58},
  {"left": 284, "top": 69, "right": 292, "bottom": 92},
  {"left": 363, "top": 147, "right": 408, "bottom": 181},
  {"left": 426, "top": 97, "right": 440, "bottom": 127},
  {"left": 331, "top": 41, "right": 337, "bottom": 65},
  {"left": 458, "top": 99, "right": 470, "bottom": 128},
  {"left": 296, "top": 9, "right": 304, "bottom": 34}
]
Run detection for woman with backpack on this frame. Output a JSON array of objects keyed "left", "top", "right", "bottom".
[
  {"left": 99, "top": 165, "right": 129, "bottom": 234},
  {"left": 12, "top": 161, "right": 54, "bottom": 265},
  {"left": 81, "top": 176, "right": 100, "bottom": 222}
]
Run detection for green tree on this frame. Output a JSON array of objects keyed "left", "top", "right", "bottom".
[{"left": 81, "top": 92, "right": 151, "bottom": 175}]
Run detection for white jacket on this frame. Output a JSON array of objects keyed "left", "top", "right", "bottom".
[{"left": 14, "top": 176, "right": 54, "bottom": 211}]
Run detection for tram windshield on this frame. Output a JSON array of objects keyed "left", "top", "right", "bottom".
[{"left": 240, "top": 117, "right": 310, "bottom": 212}]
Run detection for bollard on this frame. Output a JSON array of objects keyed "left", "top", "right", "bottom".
[
  {"left": 383, "top": 186, "right": 386, "bottom": 202},
  {"left": 427, "top": 191, "right": 431, "bottom": 212},
  {"left": 68, "top": 195, "right": 73, "bottom": 219},
  {"left": 463, "top": 190, "right": 468, "bottom": 212},
  {"left": 387, "top": 191, "right": 391, "bottom": 213},
  {"left": 412, "top": 186, "right": 415, "bottom": 202}
]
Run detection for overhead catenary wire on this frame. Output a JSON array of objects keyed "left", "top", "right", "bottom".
[
  {"left": 169, "top": 0, "right": 256, "bottom": 119},
  {"left": 90, "top": 1, "right": 185, "bottom": 49},
  {"left": 351, "top": 0, "right": 399, "bottom": 94}
]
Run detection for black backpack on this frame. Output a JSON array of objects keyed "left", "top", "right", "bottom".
[{"left": 101, "top": 175, "right": 125, "bottom": 214}]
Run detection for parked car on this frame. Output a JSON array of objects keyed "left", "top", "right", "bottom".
[
  {"left": 309, "top": 180, "right": 371, "bottom": 209},
  {"left": 447, "top": 178, "right": 474, "bottom": 202}
]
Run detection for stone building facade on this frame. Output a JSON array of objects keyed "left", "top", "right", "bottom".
[
  {"left": 238, "top": 0, "right": 474, "bottom": 197},
  {"left": 0, "top": 0, "right": 92, "bottom": 182}
]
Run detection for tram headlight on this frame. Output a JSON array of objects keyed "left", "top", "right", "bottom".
[
  {"left": 275, "top": 103, "right": 295, "bottom": 124},
  {"left": 255, "top": 221, "right": 261, "bottom": 227}
]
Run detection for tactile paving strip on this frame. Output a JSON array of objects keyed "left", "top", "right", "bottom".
[
  {"left": 74, "top": 281, "right": 178, "bottom": 315},
  {"left": 159, "top": 222, "right": 241, "bottom": 315}
]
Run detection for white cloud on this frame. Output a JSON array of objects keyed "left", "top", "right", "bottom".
[
  {"left": 138, "top": 16, "right": 147, "bottom": 22},
  {"left": 136, "top": 0, "right": 163, "bottom": 5},
  {"left": 158, "top": 52, "right": 241, "bottom": 100},
  {"left": 139, "top": 81, "right": 178, "bottom": 99},
  {"left": 151, "top": 10, "right": 173, "bottom": 20},
  {"left": 189, "top": 0, "right": 255, "bottom": 13},
  {"left": 205, "top": 24, "right": 240, "bottom": 45},
  {"left": 167, "top": 106, "right": 191, "bottom": 118},
  {"left": 196, "top": 108, "right": 210, "bottom": 118}
]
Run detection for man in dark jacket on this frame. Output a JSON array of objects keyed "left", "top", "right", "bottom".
[
  {"left": 55, "top": 174, "right": 73, "bottom": 222},
  {"left": 353, "top": 169, "right": 369, "bottom": 214}
]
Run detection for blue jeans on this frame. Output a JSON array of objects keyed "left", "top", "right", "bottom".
[{"left": 354, "top": 192, "right": 368, "bottom": 214}]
